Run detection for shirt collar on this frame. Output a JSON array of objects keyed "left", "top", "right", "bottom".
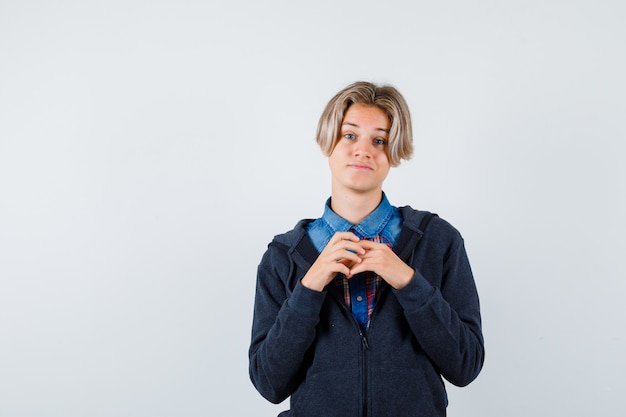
[{"left": 322, "top": 193, "right": 394, "bottom": 239}]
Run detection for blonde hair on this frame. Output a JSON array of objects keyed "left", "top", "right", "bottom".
[{"left": 316, "top": 81, "right": 413, "bottom": 167}]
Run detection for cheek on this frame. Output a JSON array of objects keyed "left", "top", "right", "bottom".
[
  {"left": 376, "top": 152, "right": 390, "bottom": 168},
  {"left": 327, "top": 153, "right": 342, "bottom": 173}
]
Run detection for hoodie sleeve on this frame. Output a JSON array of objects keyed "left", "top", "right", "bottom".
[
  {"left": 248, "top": 244, "right": 326, "bottom": 403},
  {"left": 394, "top": 227, "right": 485, "bottom": 387}
]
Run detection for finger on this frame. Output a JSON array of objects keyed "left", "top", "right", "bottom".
[
  {"left": 329, "top": 232, "right": 361, "bottom": 243},
  {"left": 344, "top": 241, "right": 367, "bottom": 255},
  {"left": 355, "top": 240, "right": 383, "bottom": 250},
  {"left": 330, "top": 262, "right": 352, "bottom": 277},
  {"left": 326, "top": 240, "right": 366, "bottom": 257},
  {"left": 334, "top": 251, "right": 363, "bottom": 266},
  {"left": 348, "top": 261, "right": 371, "bottom": 277}
]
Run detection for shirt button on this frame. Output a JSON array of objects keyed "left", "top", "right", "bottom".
[{"left": 356, "top": 296, "right": 363, "bottom": 302}]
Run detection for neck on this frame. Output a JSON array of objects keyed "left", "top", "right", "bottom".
[{"left": 330, "top": 188, "right": 383, "bottom": 225}]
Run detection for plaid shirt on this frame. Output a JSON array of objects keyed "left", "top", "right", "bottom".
[
  {"left": 334, "top": 234, "right": 392, "bottom": 331},
  {"left": 306, "top": 194, "right": 402, "bottom": 331}
]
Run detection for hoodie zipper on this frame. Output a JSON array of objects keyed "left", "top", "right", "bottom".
[
  {"left": 360, "top": 330, "right": 369, "bottom": 417},
  {"left": 330, "top": 293, "right": 369, "bottom": 417},
  {"left": 331, "top": 279, "right": 388, "bottom": 417},
  {"left": 359, "top": 284, "right": 386, "bottom": 417}
]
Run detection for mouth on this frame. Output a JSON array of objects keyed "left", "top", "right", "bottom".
[{"left": 348, "top": 164, "right": 373, "bottom": 171}]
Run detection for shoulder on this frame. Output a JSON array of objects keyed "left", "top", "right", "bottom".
[
  {"left": 397, "top": 207, "right": 470, "bottom": 272},
  {"left": 398, "top": 206, "right": 463, "bottom": 242},
  {"left": 258, "top": 219, "right": 316, "bottom": 284},
  {"left": 268, "top": 219, "right": 314, "bottom": 250},
  {"left": 259, "top": 219, "right": 315, "bottom": 267}
]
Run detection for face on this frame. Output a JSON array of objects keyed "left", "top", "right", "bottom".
[{"left": 328, "top": 103, "right": 391, "bottom": 196}]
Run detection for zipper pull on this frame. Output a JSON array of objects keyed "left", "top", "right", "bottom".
[{"left": 360, "top": 331, "right": 370, "bottom": 350}]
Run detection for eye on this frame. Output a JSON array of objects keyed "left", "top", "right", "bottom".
[
  {"left": 343, "top": 133, "right": 356, "bottom": 140},
  {"left": 373, "top": 138, "right": 386, "bottom": 146}
]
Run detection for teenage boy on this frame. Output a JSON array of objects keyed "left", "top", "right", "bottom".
[{"left": 249, "top": 81, "right": 484, "bottom": 417}]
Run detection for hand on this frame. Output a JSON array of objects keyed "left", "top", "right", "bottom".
[
  {"left": 301, "top": 232, "right": 365, "bottom": 292},
  {"left": 348, "top": 240, "right": 415, "bottom": 289}
]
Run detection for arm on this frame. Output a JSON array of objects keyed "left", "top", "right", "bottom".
[
  {"left": 348, "top": 232, "right": 484, "bottom": 386},
  {"left": 394, "top": 237, "right": 484, "bottom": 387},
  {"left": 249, "top": 233, "right": 363, "bottom": 403},
  {"left": 248, "top": 253, "right": 325, "bottom": 403}
]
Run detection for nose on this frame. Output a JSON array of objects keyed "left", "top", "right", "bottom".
[{"left": 353, "top": 138, "right": 373, "bottom": 158}]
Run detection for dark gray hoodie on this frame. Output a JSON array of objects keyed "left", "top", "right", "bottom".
[{"left": 249, "top": 207, "right": 484, "bottom": 417}]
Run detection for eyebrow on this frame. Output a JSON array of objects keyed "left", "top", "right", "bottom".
[{"left": 342, "top": 121, "right": 390, "bottom": 133}]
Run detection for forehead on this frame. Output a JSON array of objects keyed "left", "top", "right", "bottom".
[{"left": 342, "top": 103, "right": 390, "bottom": 130}]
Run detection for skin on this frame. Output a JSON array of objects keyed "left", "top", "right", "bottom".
[{"left": 301, "top": 103, "right": 415, "bottom": 292}]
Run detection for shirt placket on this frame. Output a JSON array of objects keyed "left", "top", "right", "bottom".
[{"left": 349, "top": 227, "right": 370, "bottom": 331}]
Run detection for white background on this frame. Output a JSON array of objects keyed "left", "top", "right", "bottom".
[{"left": 1, "top": 1, "right": 624, "bottom": 416}]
